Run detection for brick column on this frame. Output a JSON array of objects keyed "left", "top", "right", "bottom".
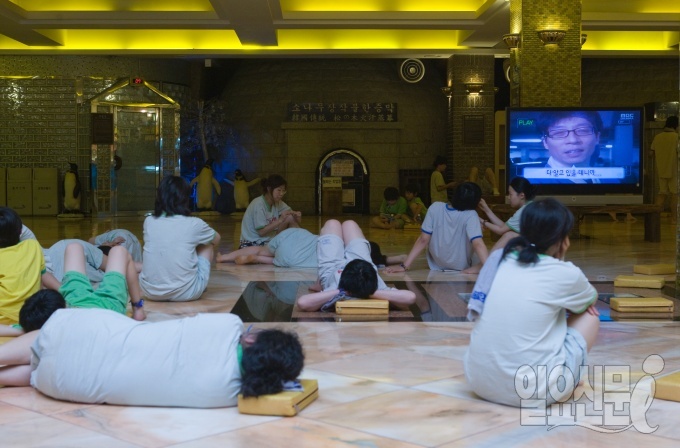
[
  {"left": 447, "top": 54, "right": 496, "bottom": 182},
  {"left": 509, "top": 0, "right": 582, "bottom": 107}
]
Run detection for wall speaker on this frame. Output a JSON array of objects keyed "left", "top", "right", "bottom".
[{"left": 399, "top": 59, "right": 425, "bottom": 83}]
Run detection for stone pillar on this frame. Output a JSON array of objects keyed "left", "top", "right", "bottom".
[
  {"left": 509, "top": 0, "right": 582, "bottom": 107},
  {"left": 446, "top": 54, "right": 496, "bottom": 183}
]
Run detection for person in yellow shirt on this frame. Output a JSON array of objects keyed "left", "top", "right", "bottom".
[{"left": 0, "top": 207, "right": 46, "bottom": 325}]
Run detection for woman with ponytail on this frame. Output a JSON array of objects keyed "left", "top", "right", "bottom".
[{"left": 464, "top": 198, "right": 599, "bottom": 407}]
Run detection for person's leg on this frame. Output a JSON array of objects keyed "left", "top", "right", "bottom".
[
  {"left": 235, "top": 245, "right": 275, "bottom": 265},
  {"left": 341, "top": 220, "right": 365, "bottom": 246},
  {"left": 567, "top": 311, "right": 599, "bottom": 351},
  {"left": 277, "top": 214, "right": 300, "bottom": 232},
  {"left": 320, "top": 219, "right": 343, "bottom": 238},
  {"left": 0, "top": 331, "right": 39, "bottom": 386},
  {"left": 370, "top": 215, "right": 391, "bottom": 229},
  {"left": 99, "top": 246, "right": 146, "bottom": 320},
  {"left": 216, "top": 245, "right": 263, "bottom": 263},
  {"left": 63, "top": 242, "right": 87, "bottom": 274}
]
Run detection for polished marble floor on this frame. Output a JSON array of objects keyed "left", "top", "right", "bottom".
[{"left": 2, "top": 213, "right": 680, "bottom": 447}]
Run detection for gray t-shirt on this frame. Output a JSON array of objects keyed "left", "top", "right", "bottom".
[
  {"left": 139, "top": 215, "right": 216, "bottom": 300},
  {"left": 240, "top": 195, "right": 292, "bottom": 245},
  {"left": 44, "top": 239, "right": 105, "bottom": 283},
  {"left": 31, "top": 308, "right": 243, "bottom": 408},
  {"left": 268, "top": 228, "right": 318, "bottom": 268},
  {"left": 464, "top": 254, "right": 597, "bottom": 406},
  {"left": 93, "top": 229, "right": 142, "bottom": 262},
  {"left": 421, "top": 202, "right": 483, "bottom": 271}
]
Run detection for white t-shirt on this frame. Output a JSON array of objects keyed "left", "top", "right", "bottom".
[
  {"left": 139, "top": 215, "right": 216, "bottom": 300},
  {"left": 94, "top": 229, "right": 142, "bottom": 262},
  {"left": 31, "top": 309, "right": 243, "bottom": 408},
  {"left": 240, "top": 196, "right": 292, "bottom": 245},
  {"left": 464, "top": 254, "right": 597, "bottom": 406},
  {"left": 505, "top": 201, "right": 532, "bottom": 233},
  {"left": 421, "top": 202, "right": 483, "bottom": 271}
]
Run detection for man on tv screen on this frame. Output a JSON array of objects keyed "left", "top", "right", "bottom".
[
  {"left": 512, "top": 110, "right": 639, "bottom": 185},
  {"left": 539, "top": 111, "right": 602, "bottom": 169}
]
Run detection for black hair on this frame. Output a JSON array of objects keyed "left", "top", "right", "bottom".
[
  {"left": 153, "top": 175, "right": 192, "bottom": 217},
  {"left": 0, "top": 207, "right": 22, "bottom": 248},
  {"left": 98, "top": 245, "right": 111, "bottom": 256},
  {"left": 368, "top": 241, "right": 387, "bottom": 266},
  {"left": 19, "top": 289, "right": 66, "bottom": 332},
  {"left": 451, "top": 182, "right": 482, "bottom": 211},
  {"left": 536, "top": 111, "right": 604, "bottom": 137},
  {"left": 508, "top": 177, "right": 537, "bottom": 201},
  {"left": 383, "top": 187, "right": 400, "bottom": 201},
  {"left": 665, "top": 116, "right": 679, "bottom": 129},
  {"left": 433, "top": 155, "right": 447, "bottom": 168},
  {"left": 240, "top": 329, "right": 304, "bottom": 398},
  {"left": 261, "top": 174, "right": 287, "bottom": 195},
  {"left": 502, "top": 198, "right": 574, "bottom": 265},
  {"left": 338, "top": 259, "right": 378, "bottom": 298},
  {"left": 404, "top": 183, "right": 420, "bottom": 196}
]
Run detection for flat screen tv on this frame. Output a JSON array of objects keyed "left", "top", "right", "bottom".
[{"left": 506, "top": 107, "right": 644, "bottom": 205}]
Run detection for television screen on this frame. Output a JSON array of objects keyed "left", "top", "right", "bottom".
[{"left": 506, "top": 107, "right": 644, "bottom": 198}]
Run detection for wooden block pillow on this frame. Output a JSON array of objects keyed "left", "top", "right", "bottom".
[
  {"left": 335, "top": 299, "right": 389, "bottom": 315},
  {"left": 609, "top": 297, "right": 674, "bottom": 313},
  {"left": 614, "top": 275, "right": 665, "bottom": 289},
  {"left": 633, "top": 264, "right": 675, "bottom": 275},
  {"left": 238, "top": 379, "right": 319, "bottom": 416},
  {"left": 655, "top": 372, "right": 680, "bottom": 402}
]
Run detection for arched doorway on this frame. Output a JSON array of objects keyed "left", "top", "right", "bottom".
[{"left": 316, "top": 149, "right": 369, "bottom": 215}]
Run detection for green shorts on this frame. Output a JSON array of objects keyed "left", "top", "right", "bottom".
[{"left": 59, "top": 271, "right": 128, "bottom": 315}]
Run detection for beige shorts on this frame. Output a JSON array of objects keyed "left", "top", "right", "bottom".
[{"left": 658, "top": 176, "right": 677, "bottom": 194}]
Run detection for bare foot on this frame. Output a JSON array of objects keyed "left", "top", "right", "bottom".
[
  {"left": 235, "top": 254, "right": 258, "bottom": 265},
  {"left": 625, "top": 214, "right": 637, "bottom": 223}
]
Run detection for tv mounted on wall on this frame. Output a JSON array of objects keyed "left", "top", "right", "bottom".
[{"left": 506, "top": 107, "right": 644, "bottom": 205}]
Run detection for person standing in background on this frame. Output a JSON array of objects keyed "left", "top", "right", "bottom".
[
  {"left": 651, "top": 116, "right": 679, "bottom": 223},
  {"left": 430, "top": 155, "right": 457, "bottom": 204}
]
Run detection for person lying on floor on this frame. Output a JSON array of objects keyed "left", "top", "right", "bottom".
[
  {"left": 0, "top": 308, "right": 304, "bottom": 408},
  {"left": 217, "top": 227, "right": 406, "bottom": 268},
  {"left": 297, "top": 219, "right": 415, "bottom": 312},
  {"left": 0, "top": 242, "right": 146, "bottom": 337}
]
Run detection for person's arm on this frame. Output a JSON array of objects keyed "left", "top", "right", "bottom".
[
  {"left": 384, "top": 232, "right": 431, "bottom": 273},
  {"left": 0, "top": 325, "right": 24, "bottom": 337},
  {"left": 462, "top": 237, "right": 489, "bottom": 274},
  {"left": 41, "top": 271, "right": 61, "bottom": 290},
  {"left": 370, "top": 289, "right": 416, "bottom": 307},
  {"left": 256, "top": 217, "right": 283, "bottom": 237},
  {"left": 297, "top": 288, "right": 340, "bottom": 311},
  {"left": 211, "top": 230, "right": 222, "bottom": 247}
]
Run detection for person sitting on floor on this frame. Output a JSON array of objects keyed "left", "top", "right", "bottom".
[
  {"left": 370, "top": 187, "right": 409, "bottom": 229},
  {"left": 385, "top": 182, "right": 489, "bottom": 274}
]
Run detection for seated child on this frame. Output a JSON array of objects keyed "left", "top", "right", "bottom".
[
  {"left": 404, "top": 183, "right": 427, "bottom": 223},
  {"left": 386, "top": 182, "right": 489, "bottom": 274},
  {"left": 370, "top": 187, "right": 409, "bottom": 229},
  {"left": 464, "top": 199, "right": 599, "bottom": 406},
  {"left": 297, "top": 219, "right": 416, "bottom": 311},
  {"left": 0, "top": 308, "right": 303, "bottom": 408},
  {"left": 0, "top": 207, "right": 46, "bottom": 325}
]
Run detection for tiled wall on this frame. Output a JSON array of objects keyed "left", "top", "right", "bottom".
[
  {"left": 447, "top": 55, "right": 496, "bottom": 183},
  {"left": 0, "top": 56, "right": 193, "bottom": 213}
]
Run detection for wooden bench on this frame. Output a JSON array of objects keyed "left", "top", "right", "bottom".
[{"left": 489, "top": 204, "right": 663, "bottom": 242}]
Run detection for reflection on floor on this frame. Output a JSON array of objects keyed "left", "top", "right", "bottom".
[{"left": 2, "top": 213, "right": 680, "bottom": 446}]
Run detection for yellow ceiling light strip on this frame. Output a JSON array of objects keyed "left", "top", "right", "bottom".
[
  {"left": 582, "top": 31, "right": 677, "bottom": 51},
  {"left": 582, "top": 0, "right": 680, "bottom": 14},
  {"left": 8, "top": 0, "right": 214, "bottom": 12},
  {"left": 280, "top": 0, "right": 488, "bottom": 12}
]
